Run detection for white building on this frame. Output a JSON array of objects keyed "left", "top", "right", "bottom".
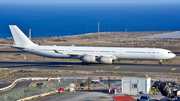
[{"left": 121, "top": 76, "right": 151, "bottom": 94}]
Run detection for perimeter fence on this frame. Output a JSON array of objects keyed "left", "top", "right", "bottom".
[{"left": 0, "top": 78, "right": 75, "bottom": 101}]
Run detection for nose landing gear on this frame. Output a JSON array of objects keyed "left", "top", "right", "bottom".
[{"left": 158, "top": 60, "right": 163, "bottom": 66}]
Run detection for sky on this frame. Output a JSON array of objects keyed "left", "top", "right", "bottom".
[{"left": 1, "top": 0, "right": 180, "bottom": 4}]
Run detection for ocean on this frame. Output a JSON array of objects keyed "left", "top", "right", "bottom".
[{"left": 0, "top": 3, "right": 180, "bottom": 38}]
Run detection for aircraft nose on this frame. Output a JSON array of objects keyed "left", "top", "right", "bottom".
[{"left": 172, "top": 53, "right": 176, "bottom": 58}]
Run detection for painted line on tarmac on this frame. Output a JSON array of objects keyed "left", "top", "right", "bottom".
[
  {"left": 115, "top": 66, "right": 120, "bottom": 69},
  {"left": 171, "top": 68, "right": 176, "bottom": 71},
  {"left": 108, "top": 65, "right": 113, "bottom": 67},
  {"left": 66, "top": 65, "right": 72, "bottom": 68}
]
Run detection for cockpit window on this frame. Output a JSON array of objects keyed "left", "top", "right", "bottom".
[{"left": 168, "top": 52, "right": 172, "bottom": 54}]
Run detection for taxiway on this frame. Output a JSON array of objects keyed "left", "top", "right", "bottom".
[{"left": 0, "top": 60, "right": 179, "bottom": 73}]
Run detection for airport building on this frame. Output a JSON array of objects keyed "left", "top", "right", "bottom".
[{"left": 121, "top": 76, "right": 151, "bottom": 94}]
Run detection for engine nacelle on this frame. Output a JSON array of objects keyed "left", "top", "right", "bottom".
[
  {"left": 80, "top": 55, "right": 96, "bottom": 63},
  {"left": 98, "top": 57, "right": 113, "bottom": 64}
]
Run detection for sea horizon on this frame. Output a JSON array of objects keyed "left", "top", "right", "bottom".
[{"left": 0, "top": 3, "right": 180, "bottom": 38}]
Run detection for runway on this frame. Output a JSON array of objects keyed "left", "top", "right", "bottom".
[
  {"left": 0, "top": 60, "right": 180, "bottom": 73},
  {"left": 0, "top": 51, "right": 28, "bottom": 54}
]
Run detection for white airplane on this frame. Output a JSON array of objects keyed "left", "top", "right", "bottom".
[{"left": 9, "top": 25, "right": 176, "bottom": 66}]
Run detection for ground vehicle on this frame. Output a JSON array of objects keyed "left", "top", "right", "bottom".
[
  {"left": 177, "top": 91, "right": 180, "bottom": 99},
  {"left": 91, "top": 78, "right": 99, "bottom": 84},
  {"left": 140, "top": 95, "right": 150, "bottom": 101}
]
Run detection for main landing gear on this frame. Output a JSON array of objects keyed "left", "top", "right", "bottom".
[
  {"left": 81, "top": 62, "right": 89, "bottom": 65},
  {"left": 158, "top": 60, "right": 162, "bottom": 66}
]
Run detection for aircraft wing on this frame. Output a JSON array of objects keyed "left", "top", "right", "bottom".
[
  {"left": 54, "top": 50, "right": 83, "bottom": 56},
  {"left": 54, "top": 50, "right": 117, "bottom": 59},
  {"left": 54, "top": 49, "right": 97, "bottom": 56}
]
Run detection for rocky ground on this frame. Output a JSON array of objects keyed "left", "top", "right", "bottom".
[
  {"left": 0, "top": 31, "right": 180, "bottom": 51},
  {"left": 1, "top": 68, "right": 180, "bottom": 83}
]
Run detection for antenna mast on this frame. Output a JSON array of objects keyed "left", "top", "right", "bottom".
[
  {"left": 29, "top": 28, "right": 31, "bottom": 40},
  {"left": 98, "top": 22, "right": 99, "bottom": 39},
  {"left": 126, "top": 29, "right": 127, "bottom": 39}
]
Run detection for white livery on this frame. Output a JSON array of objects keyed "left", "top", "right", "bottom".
[{"left": 9, "top": 25, "right": 176, "bottom": 65}]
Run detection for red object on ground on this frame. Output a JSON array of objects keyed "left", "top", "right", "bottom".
[
  {"left": 59, "top": 88, "right": 64, "bottom": 92},
  {"left": 77, "top": 84, "right": 80, "bottom": 87},
  {"left": 111, "top": 96, "right": 136, "bottom": 101},
  {"left": 24, "top": 56, "right": 26, "bottom": 60},
  {"left": 110, "top": 88, "right": 116, "bottom": 93}
]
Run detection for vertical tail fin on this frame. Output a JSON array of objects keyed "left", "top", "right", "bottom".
[{"left": 9, "top": 25, "right": 37, "bottom": 46}]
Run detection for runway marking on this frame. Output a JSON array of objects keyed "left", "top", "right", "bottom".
[
  {"left": 171, "top": 68, "right": 176, "bottom": 71},
  {"left": 66, "top": 65, "right": 72, "bottom": 68},
  {"left": 108, "top": 65, "right": 113, "bottom": 67},
  {"left": 115, "top": 66, "right": 120, "bottom": 69}
]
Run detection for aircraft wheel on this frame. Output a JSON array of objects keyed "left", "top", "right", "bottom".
[
  {"left": 81, "top": 62, "right": 85, "bottom": 65},
  {"left": 158, "top": 62, "right": 162, "bottom": 66},
  {"left": 158, "top": 60, "right": 162, "bottom": 66},
  {"left": 85, "top": 63, "right": 89, "bottom": 65}
]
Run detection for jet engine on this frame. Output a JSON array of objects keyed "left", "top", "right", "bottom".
[
  {"left": 80, "top": 55, "right": 96, "bottom": 63},
  {"left": 97, "top": 57, "right": 113, "bottom": 64}
]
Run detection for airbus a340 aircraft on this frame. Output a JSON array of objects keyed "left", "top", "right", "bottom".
[{"left": 9, "top": 25, "right": 176, "bottom": 66}]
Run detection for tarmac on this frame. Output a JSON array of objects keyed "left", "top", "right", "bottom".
[
  {"left": 30, "top": 90, "right": 166, "bottom": 101},
  {"left": 0, "top": 81, "right": 32, "bottom": 94},
  {"left": 0, "top": 60, "right": 180, "bottom": 73},
  {"left": 144, "top": 31, "right": 180, "bottom": 38}
]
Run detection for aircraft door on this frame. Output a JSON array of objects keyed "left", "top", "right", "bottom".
[
  {"left": 97, "top": 50, "right": 99, "bottom": 55},
  {"left": 67, "top": 48, "right": 71, "bottom": 53},
  {"left": 35, "top": 46, "right": 40, "bottom": 52},
  {"left": 119, "top": 50, "right": 123, "bottom": 55},
  {"left": 160, "top": 51, "right": 164, "bottom": 56}
]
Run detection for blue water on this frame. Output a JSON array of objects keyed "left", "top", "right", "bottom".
[{"left": 0, "top": 3, "right": 180, "bottom": 38}]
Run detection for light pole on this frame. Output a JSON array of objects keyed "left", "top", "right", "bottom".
[
  {"left": 126, "top": 29, "right": 127, "bottom": 39},
  {"left": 98, "top": 22, "right": 99, "bottom": 39}
]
